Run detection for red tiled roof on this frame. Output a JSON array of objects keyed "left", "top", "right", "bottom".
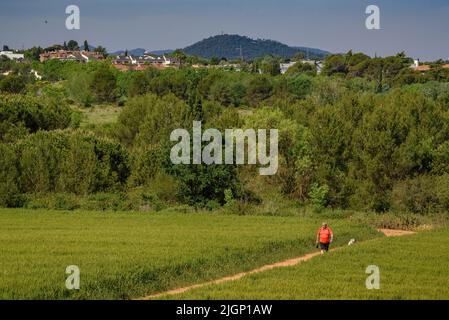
[
  {"left": 39, "top": 50, "right": 104, "bottom": 62},
  {"left": 415, "top": 65, "right": 431, "bottom": 72}
]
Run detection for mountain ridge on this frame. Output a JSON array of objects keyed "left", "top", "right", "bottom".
[{"left": 183, "top": 34, "right": 330, "bottom": 60}]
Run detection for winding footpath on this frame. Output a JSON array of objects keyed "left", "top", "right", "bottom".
[{"left": 138, "top": 228, "right": 416, "bottom": 300}]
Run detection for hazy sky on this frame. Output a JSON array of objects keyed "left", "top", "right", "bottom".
[{"left": 1, "top": 0, "right": 448, "bottom": 60}]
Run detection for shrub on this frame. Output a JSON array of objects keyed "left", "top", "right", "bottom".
[
  {"left": 15, "top": 130, "right": 130, "bottom": 195},
  {"left": 65, "top": 72, "right": 94, "bottom": 107},
  {"left": 0, "top": 94, "right": 72, "bottom": 142},
  {"left": 391, "top": 175, "right": 449, "bottom": 214},
  {"left": 165, "top": 162, "right": 240, "bottom": 207},
  {"left": 0, "top": 144, "right": 19, "bottom": 207},
  {"left": 309, "top": 183, "right": 329, "bottom": 212},
  {"left": 115, "top": 93, "right": 189, "bottom": 148},
  {"left": 246, "top": 75, "right": 273, "bottom": 106},
  {"left": 286, "top": 74, "right": 313, "bottom": 99},
  {"left": 0, "top": 74, "right": 27, "bottom": 93},
  {"left": 90, "top": 65, "right": 117, "bottom": 103}
]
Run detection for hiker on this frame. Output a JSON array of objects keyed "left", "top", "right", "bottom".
[{"left": 316, "top": 222, "right": 333, "bottom": 254}]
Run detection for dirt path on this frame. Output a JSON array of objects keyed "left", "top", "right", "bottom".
[
  {"left": 138, "top": 228, "right": 415, "bottom": 300},
  {"left": 377, "top": 229, "right": 416, "bottom": 237}
]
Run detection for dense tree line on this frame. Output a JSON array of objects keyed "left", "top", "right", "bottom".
[{"left": 1, "top": 51, "right": 449, "bottom": 214}]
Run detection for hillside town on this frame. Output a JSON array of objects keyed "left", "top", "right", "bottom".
[
  {"left": 39, "top": 50, "right": 104, "bottom": 63},
  {"left": 111, "top": 52, "right": 180, "bottom": 71}
]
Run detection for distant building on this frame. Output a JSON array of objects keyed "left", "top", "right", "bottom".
[
  {"left": 410, "top": 58, "right": 449, "bottom": 72},
  {"left": 279, "top": 59, "right": 323, "bottom": 74},
  {"left": 410, "top": 59, "right": 430, "bottom": 72},
  {"left": 39, "top": 50, "right": 104, "bottom": 63},
  {"left": 207, "top": 62, "right": 242, "bottom": 71},
  {"left": 280, "top": 61, "right": 297, "bottom": 74},
  {"left": 415, "top": 65, "right": 432, "bottom": 72},
  {"left": 112, "top": 53, "right": 179, "bottom": 71},
  {"left": 0, "top": 50, "right": 24, "bottom": 61}
]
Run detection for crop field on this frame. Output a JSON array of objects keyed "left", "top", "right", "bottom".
[
  {"left": 0, "top": 209, "right": 380, "bottom": 299},
  {"left": 170, "top": 227, "right": 449, "bottom": 300}
]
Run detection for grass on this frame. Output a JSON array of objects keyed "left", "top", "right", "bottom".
[
  {"left": 75, "top": 104, "right": 121, "bottom": 127},
  {"left": 169, "top": 227, "right": 449, "bottom": 300},
  {"left": 0, "top": 208, "right": 380, "bottom": 299}
]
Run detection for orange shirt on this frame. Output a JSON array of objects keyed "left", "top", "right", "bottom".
[{"left": 317, "top": 227, "right": 333, "bottom": 244}]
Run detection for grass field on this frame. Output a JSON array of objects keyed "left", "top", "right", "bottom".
[
  {"left": 0, "top": 208, "right": 380, "bottom": 299},
  {"left": 169, "top": 227, "right": 449, "bottom": 300},
  {"left": 75, "top": 104, "right": 121, "bottom": 127}
]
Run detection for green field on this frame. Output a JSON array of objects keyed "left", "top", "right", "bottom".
[
  {"left": 0, "top": 209, "right": 380, "bottom": 299},
  {"left": 75, "top": 104, "right": 121, "bottom": 127},
  {"left": 170, "top": 227, "right": 449, "bottom": 300}
]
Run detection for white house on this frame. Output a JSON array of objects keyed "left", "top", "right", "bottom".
[
  {"left": 0, "top": 50, "right": 24, "bottom": 60},
  {"left": 280, "top": 61, "right": 297, "bottom": 74},
  {"left": 279, "top": 60, "right": 324, "bottom": 74}
]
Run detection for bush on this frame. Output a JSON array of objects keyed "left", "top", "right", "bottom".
[
  {"left": 0, "top": 74, "right": 28, "bottom": 93},
  {"left": 285, "top": 62, "right": 317, "bottom": 76},
  {"left": 90, "top": 65, "right": 117, "bottom": 103},
  {"left": 20, "top": 189, "right": 171, "bottom": 212},
  {"left": 128, "top": 145, "right": 166, "bottom": 186},
  {"left": 286, "top": 74, "right": 313, "bottom": 99},
  {"left": 115, "top": 93, "right": 189, "bottom": 147},
  {"left": 391, "top": 175, "right": 449, "bottom": 214},
  {"left": 165, "top": 162, "right": 241, "bottom": 207},
  {"left": 65, "top": 72, "right": 94, "bottom": 107},
  {"left": 15, "top": 130, "right": 130, "bottom": 195},
  {"left": 246, "top": 75, "right": 273, "bottom": 106},
  {"left": 0, "top": 144, "right": 19, "bottom": 207},
  {"left": 309, "top": 184, "right": 329, "bottom": 212},
  {"left": 0, "top": 94, "right": 72, "bottom": 142},
  {"left": 349, "top": 211, "right": 447, "bottom": 231}
]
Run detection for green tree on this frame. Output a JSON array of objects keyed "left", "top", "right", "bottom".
[
  {"left": 115, "top": 93, "right": 189, "bottom": 147},
  {"left": 260, "top": 55, "right": 281, "bottom": 76},
  {"left": 128, "top": 71, "right": 151, "bottom": 97},
  {"left": 67, "top": 40, "right": 79, "bottom": 51},
  {"left": 0, "top": 94, "right": 72, "bottom": 142},
  {"left": 172, "top": 49, "right": 187, "bottom": 66},
  {"left": 24, "top": 46, "right": 44, "bottom": 61},
  {"left": 65, "top": 72, "right": 94, "bottom": 107},
  {"left": 90, "top": 65, "right": 117, "bottom": 103},
  {"left": 322, "top": 54, "right": 348, "bottom": 75},
  {"left": 0, "top": 74, "right": 27, "bottom": 93},
  {"left": 292, "top": 52, "right": 305, "bottom": 61},
  {"left": 246, "top": 75, "right": 273, "bottom": 106},
  {"left": 285, "top": 62, "right": 317, "bottom": 76},
  {"left": 94, "top": 46, "right": 108, "bottom": 57},
  {"left": 164, "top": 157, "right": 241, "bottom": 207},
  {"left": 0, "top": 144, "right": 19, "bottom": 207}
]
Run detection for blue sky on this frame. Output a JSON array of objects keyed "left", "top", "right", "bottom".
[{"left": 1, "top": 0, "right": 448, "bottom": 60}]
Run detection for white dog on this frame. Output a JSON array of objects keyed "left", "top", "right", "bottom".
[{"left": 348, "top": 238, "right": 356, "bottom": 246}]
